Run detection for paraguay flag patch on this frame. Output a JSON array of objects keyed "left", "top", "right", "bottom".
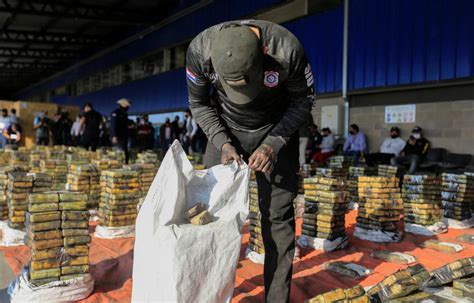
[{"left": 186, "top": 68, "right": 205, "bottom": 86}]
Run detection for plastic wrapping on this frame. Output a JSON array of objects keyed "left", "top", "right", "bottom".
[
  {"left": 322, "top": 261, "right": 372, "bottom": 278},
  {"left": 425, "top": 257, "right": 474, "bottom": 287},
  {"left": 297, "top": 235, "right": 348, "bottom": 251},
  {"left": 421, "top": 239, "right": 464, "bottom": 254},
  {"left": 370, "top": 250, "right": 416, "bottom": 265},
  {"left": 404, "top": 222, "right": 447, "bottom": 236}
]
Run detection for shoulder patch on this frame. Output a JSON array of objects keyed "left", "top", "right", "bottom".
[{"left": 264, "top": 71, "right": 279, "bottom": 87}]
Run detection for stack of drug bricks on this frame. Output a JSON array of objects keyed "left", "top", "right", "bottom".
[
  {"left": 9, "top": 150, "right": 30, "bottom": 169},
  {"left": 402, "top": 175, "right": 443, "bottom": 228},
  {"left": 367, "top": 264, "right": 430, "bottom": 301},
  {"left": 66, "top": 164, "right": 101, "bottom": 210},
  {"left": 25, "top": 191, "right": 90, "bottom": 286},
  {"left": 453, "top": 276, "right": 474, "bottom": 299},
  {"left": 136, "top": 151, "right": 160, "bottom": 167},
  {"left": 99, "top": 169, "right": 140, "bottom": 227},
  {"left": 347, "top": 167, "right": 376, "bottom": 208},
  {"left": 29, "top": 149, "right": 46, "bottom": 173},
  {"left": 0, "top": 166, "right": 14, "bottom": 220},
  {"left": 248, "top": 179, "right": 264, "bottom": 255},
  {"left": 40, "top": 160, "right": 68, "bottom": 191},
  {"left": 441, "top": 173, "right": 474, "bottom": 222},
  {"left": 124, "top": 163, "right": 156, "bottom": 198},
  {"left": 378, "top": 165, "right": 404, "bottom": 177},
  {"left": 328, "top": 155, "right": 353, "bottom": 169},
  {"left": 356, "top": 176, "right": 402, "bottom": 239},
  {"left": 7, "top": 173, "right": 53, "bottom": 229},
  {"left": 302, "top": 176, "right": 348, "bottom": 242},
  {"left": 306, "top": 285, "right": 369, "bottom": 303}
]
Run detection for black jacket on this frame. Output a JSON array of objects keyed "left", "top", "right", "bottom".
[
  {"left": 110, "top": 107, "right": 129, "bottom": 140},
  {"left": 403, "top": 137, "right": 430, "bottom": 157},
  {"left": 186, "top": 19, "right": 315, "bottom": 153}
]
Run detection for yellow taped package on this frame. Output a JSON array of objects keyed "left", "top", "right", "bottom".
[
  {"left": 9, "top": 210, "right": 26, "bottom": 217},
  {"left": 60, "top": 274, "right": 89, "bottom": 281},
  {"left": 62, "top": 211, "right": 89, "bottom": 221},
  {"left": 99, "top": 203, "right": 137, "bottom": 213},
  {"left": 61, "top": 256, "right": 89, "bottom": 267},
  {"left": 28, "top": 193, "right": 59, "bottom": 204},
  {"left": 10, "top": 216, "right": 25, "bottom": 223},
  {"left": 31, "top": 259, "right": 61, "bottom": 270},
  {"left": 27, "top": 211, "right": 61, "bottom": 223},
  {"left": 64, "top": 245, "right": 89, "bottom": 257},
  {"left": 61, "top": 265, "right": 89, "bottom": 275},
  {"left": 100, "top": 213, "right": 137, "bottom": 222},
  {"left": 30, "top": 238, "right": 63, "bottom": 250},
  {"left": 58, "top": 192, "right": 88, "bottom": 202},
  {"left": 64, "top": 235, "right": 91, "bottom": 246},
  {"left": 28, "top": 203, "right": 58, "bottom": 213},
  {"left": 101, "top": 219, "right": 136, "bottom": 227},
  {"left": 27, "top": 220, "right": 61, "bottom": 232},
  {"left": 28, "top": 229, "right": 62, "bottom": 241},
  {"left": 59, "top": 201, "right": 88, "bottom": 211},
  {"left": 62, "top": 229, "right": 89, "bottom": 237},
  {"left": 30, "top": 268, "right": 61, "bottom": 280},
  {"left": 62, "top": 221, "right": 89, "bottom": 229}
]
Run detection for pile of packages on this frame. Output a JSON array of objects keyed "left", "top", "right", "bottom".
[
  {"left": 315, "top": 167, "right": 348, "bottom": 179},
  {"left": 367, "top": 264, "right": 430, "bottom": 301},
  {"left": 441, "top": 173, "right": 474, "bottom": 225},
  {"left": 25, "top": 191, "right": 90, "bottom": 286},
  {"left": 402, "top": 175, "right": 445, "bottom": 235},
  {"left": 186, "top": 203, "right": 213, "bottom": 225},
  {"left": 378, "top": 164, "right": 404, "bottom": 177},
  {"left": 40, "top": 160, "right": 68, "bottom": 191},
  {"left": 124, "top": 163, "right": 157, "bottom": 198},
  {"left": 66, "top": 164, "right": 101, "bottom": 209},
  {"left": 248, "top": 180, "right": 264, "bottom": 256},
  {"left": 298, "top": 177, "right": 348, "bottom": 250},
  {"left": 136, "top": 151, "right": 159, "bottom": 165},
  {"left": 9, "top": 151, "right": 30, "bottom": 169},
  {"left": 306, "top": 285, "right": 369, "bottom": 303},
  {"left": 347, "top": 166, "right": 376, "bottom": 209},
  {"left": 301, "top": 164, "right": 316, "bottom": 178},
  {"left": 29, "top": 150, "right": 46, "bottom": 173},
  {"left": 425, "top": 257, "right": 474, "bottom": 289},
  {"left": 328, "top": 156, "right": 353, "bottom": 169},
  {"left": 7, "top": 172, "right": 34, "bottom": 229},
  {"left": 453, "top": 277, "right": 474, "bottom": 299},
  {"left": 99, "top": 169, "right": 140, "bottom": 228},
  {"left": 0, "top": 166, "right": 13, "bottom": 220},
  {"left": 355, "top": 176, "right": 403, "bottom": 242},
  {"left": 91, "top": 159, "right": 121, "bottom": 171}
]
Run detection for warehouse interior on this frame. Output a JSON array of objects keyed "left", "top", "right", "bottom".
[{"left": 0, "top": 0, "right": 473, "bottom": 302}]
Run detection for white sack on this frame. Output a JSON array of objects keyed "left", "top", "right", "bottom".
[
  {"left": 245, "top": 248, "right": 265, "bottom": 264},
  {"left": 8, "top": 268, "right": 94, "bottom": 302},
  {"left": 443, "top": 217, "right": 474, "bottom": 229},
  {"left": 94, "top": 224, "right": 135, "bottom": 239},
  {"left": 405, "top": 222, "right": 447, "bottom": 236},
  {"left": 297, "top": 235, "right": 348, "bottom": 251},
  {"left": 0, "top": 224, "right": 26, "bottom": 246},
  {"left": 132, "top": 141, "right": 250, "bottom": 303}
]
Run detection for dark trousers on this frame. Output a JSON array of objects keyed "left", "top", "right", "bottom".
[
  {"left": 204, "top": 128, "right": 298, "bottom": 303},
  {"left": 344, "top": 150, "right": 362, "bottom": 166},
  {"left": 365, "top": 152, "right": 395, "bottom": 167},
  {"left": 82, "top": 135, "right": 99, "bottom": 152},
  {"left": 36, "top": 136, "right": 49, "bottom": 146},
  {"left": 391, "top": 154, "right": 420, "bottom": 174},
  {"left": 115, "top": 139, "right": 129, "bottom": 164}
]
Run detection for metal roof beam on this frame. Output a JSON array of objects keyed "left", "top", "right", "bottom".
[
  {"left": 0, "top": 29, "right": 104, "bottom": 45},
  {"left": 0, "top": 0, "right": 149, "bottom": 24},
  {"left": 0, "top": 62, "right": 60, "bottom": 69},
  {"left": 0, "top": 47, "right": 81, "bottom": 59}
]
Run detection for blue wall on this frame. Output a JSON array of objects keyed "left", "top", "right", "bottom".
[{"left": 19, "top": 0, "right": 474, "bottom": 115}]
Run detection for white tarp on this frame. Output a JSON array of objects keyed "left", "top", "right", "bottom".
[
  {"left": 354, "top": 227, "right": 402, "bottom": 243},
  {"left": 443, "top": 217, "right": 474, "bottom": 229},
  {"left": 297, "top": 235, "right": 348, "bottom": 251},
  {"left": 8, "top": 268, "right": 94, "bottom": 302},
  {"left": 132, "top": 141, "right": 250, "bottom": 303}
]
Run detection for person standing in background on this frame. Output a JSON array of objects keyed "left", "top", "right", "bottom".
[
  {"left": 81, "top": 103, "right": 102, "bottom": 151},
  {"left": 159, "top": 118, "right": 173, "bottom": 153},
  {"left": 0, "top": 109, "right": 11, "bottom": 148},
  {"left": 184, "top": 109, "right": 198, "bottom": 154},
  {"left": 110, "top": 98, "right": 131, "bottom": 163},
  {"left": 171, "top": 115, "right": 181, "bottom": 140},
  {"left": 33, "top": 111, "right": 50, "bottom": 146},
  {"left": 137, "top": 115, "right": 155, "bottom": 151},
  {"left": 70, "top": 115, "right": 83, "bottom": 146},
  {"left": 9, "top": 109, "right": 18, "bottom": 124},
  {"left": 311, "top": 127, "right": 336, "bottom": 165},
  {"left": 298, "top": 113, "right": 314, "bottom": 166}
]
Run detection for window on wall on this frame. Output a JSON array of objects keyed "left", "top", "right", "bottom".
[{"left": 66, "top": 40, "right": 190, "bottom": 96}]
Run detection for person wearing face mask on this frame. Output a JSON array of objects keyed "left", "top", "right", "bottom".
[
  {"left": 390, "top": 126, "right": 430, "bottom": 174},
  {"left": 343, "top": 124, "right": 367, "bottom": 165},
  {"left": 311, "top": 127, "right": 336, "bottom": 165},
  {"left": 365, "top": 126, "right": 405, "bottom": 166},
  {"left": 110, "top": 98, "right": 131, "bottom": 163},
  {"left": 186, "top": 20, "right": 314, "bottom": 302},
  {"left": 0, "top": 109, "right": 11, "bottom": 148}
]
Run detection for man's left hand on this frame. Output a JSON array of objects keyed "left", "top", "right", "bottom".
[{"left": 249, "top": 144, "right": 276, "bottom": 173}]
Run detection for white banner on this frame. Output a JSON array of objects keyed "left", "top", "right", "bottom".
[{"left": 385, "top": 104, "right": 416, "bottom": 123}]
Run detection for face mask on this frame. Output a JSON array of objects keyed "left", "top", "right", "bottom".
[
  {"left": 349, "top": 131, "right": 355, "bottom": 135},
  {"left": 412, "top": 133, "right": 421, "bottom": 139},
  {"left": 390, "top": 134, "right": 398, "bottom": 139}
]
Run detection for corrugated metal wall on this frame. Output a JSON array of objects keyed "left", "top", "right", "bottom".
[
  {"left": 348, "top": 0, "right": 474, "bottom": 90},
  {"left": 21, "top": 0, "right": 474, "bottom": 115}
]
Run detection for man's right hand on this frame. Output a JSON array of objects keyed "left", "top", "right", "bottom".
[
  {"left": 221, "top": 143, "right": 242, "bottom": 165},
  {"left": 112, "top": 136, "right": 118, "bottom": 145}
]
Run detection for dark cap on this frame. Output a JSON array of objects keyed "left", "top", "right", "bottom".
[
  {"left": 412, "top": 126, "right": 422, "bottom": 133},
  {"left": 390, "top": 126, "right": 400, "bottom": 133},
  {"left": 322, "top": 127, "right": 331, "bottom": 132},
  {"left": 211, "top": 25, "right": 263, "bottom": 105}
]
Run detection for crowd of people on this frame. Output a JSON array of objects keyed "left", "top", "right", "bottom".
[
  {"left": 300, "top": 120, "right": 430, "bottom": 174},
  {"left": 1, "top": 99, "right": 207, "bottom": 164}
]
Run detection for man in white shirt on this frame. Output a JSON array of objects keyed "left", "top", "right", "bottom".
[
  {"left": 0, "top": 109, "right": 11, "bottom": 148},
  {"left": 365, "top": 126, "right": 405, "bottom": 166}
]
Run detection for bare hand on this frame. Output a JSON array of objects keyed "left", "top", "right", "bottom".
[
  {"left": 112, "top": 136, "right": 118, "bottom": 145},
  {"left": 221, "top": 143, "right": 242, "bottom": 165},
  {"left": 249, "top": 144, "right": 275, "bottom": 173}
]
